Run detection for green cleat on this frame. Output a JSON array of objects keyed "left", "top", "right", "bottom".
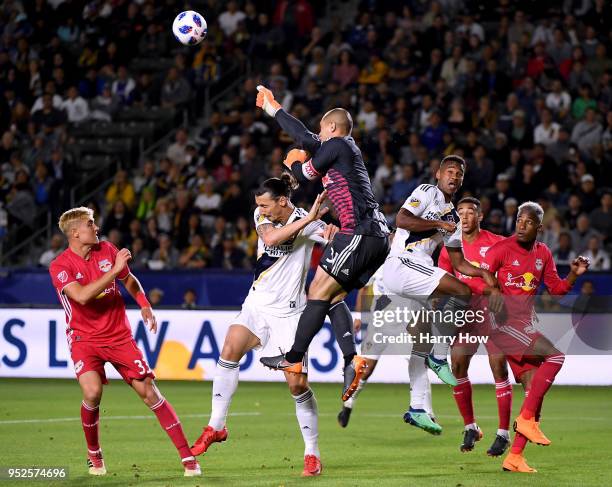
[
  {"left": 426, "top": 354, "right": 458, "bottom": 386},
  {"left": 403, "top": 408, "right": 443, "bottom": 435}
]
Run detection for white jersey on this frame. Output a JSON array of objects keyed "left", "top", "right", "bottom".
[
  {"left": 390, "top": 183, "right": 462, "bottom": 264},
  {"left": 243, "top": 206, "right": 326, "bottom": 317}
]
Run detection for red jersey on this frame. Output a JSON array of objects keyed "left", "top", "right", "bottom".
[
  {"left": 482, "top": 235, "right": 571, "bottom": 326},
  {"left": 49, "top": 241, "right": 133, "bottom": 346},
  {"left": 438, "top": 229, "right": 505, "bottom": 294}
]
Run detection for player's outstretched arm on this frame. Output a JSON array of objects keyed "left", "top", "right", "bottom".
[
  {"left": 546, "top": 255, "right": 590, "bottom": 294},
  {"left": 62, "top": 248, "right": 131, "bottom": 305},
  {"left": 121, "top": 273, "right": 158, "bottom": 332},
  {"left": 446, "top": 246, "right": 498, "bottom": 288},
  {"left": 258, "top": 191, "right": 329, "bottom": 247},
  {"left": 256, "top": 85, "right": 321, "bottom": 154}
]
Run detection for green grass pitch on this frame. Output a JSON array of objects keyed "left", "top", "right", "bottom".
[{"left": 0, "top": 379, "right": 611, "bottom": 486}]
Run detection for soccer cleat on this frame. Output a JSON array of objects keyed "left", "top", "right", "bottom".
[
  {"left": 460, "top": 425, "right": 483, "bottom": 452},
  {"left": 426, "top": 354, "right": 458, "bottom": 386},
  {"left": 190, "top": 425, "right": 229, "bottom": 456},
  {"left": 403, "top": 407, "right": 442, "bottom": 435},
  {"left": 87, "top": 449, "right": 106, "bottom": 476},
  {"left": 514, "top": 415, "right": 551, "bottom": 446},
  {"left": 342, "top": 356, "right": 368, "bottom": 401},
  {"left": 182, "top": 456, "right": 202, "bottom": 477},
  {"left": 487, "top": 434, "right": 511, "bottom": 456},
  {"left": 302, "top": 455, "right": 322, "bottom": 476},
  {"left": 337, "top": 406, "right": 352, "bottom": 428},
  {"left": 502, "top": 452, "right": 537, "bottom": 473},
  {"left": 259, "top": 354, "right": 303, "bottom": 374}
]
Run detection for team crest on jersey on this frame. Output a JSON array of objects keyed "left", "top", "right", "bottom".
[
  {"left": 408, "top": 197, "right": 420, "bottom": 208},
  {"left": 535, "top": 258, "right": 543, "bottom": 271},
  {"left": 57, "top": 270, "right": 68, "bottom": 283},
  {"left": 98, "top": 259, "right": 112, "bottom": 273},
  {"left": 479, "top": 246, "right": 489, "bottom": 257}
]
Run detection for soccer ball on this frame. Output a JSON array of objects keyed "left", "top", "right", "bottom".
[{"left": 172, "top": 10, "right": 207, "bottom": 46}]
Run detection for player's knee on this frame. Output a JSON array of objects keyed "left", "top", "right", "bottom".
[
  {"left": 490, "top": 362, "right": 508, "bottom": 381},
  {"left": 82, "top": 386, "right": 102, "bottom": 405}
]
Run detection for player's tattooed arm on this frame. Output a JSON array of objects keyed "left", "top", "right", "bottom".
[{"left": 257, "top": 192, "right": 329, "bottom": 247}]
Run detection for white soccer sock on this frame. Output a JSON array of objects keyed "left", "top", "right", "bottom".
[
  {"left": 208, "top": 359, "right": 239, "bottom": 431},
  {"left": 409, "top": 351, "right": 430, "bottom": 410},
  {"left": 431, "top": 320, "right": 454, "bottom": 361},
  {"left": 423, "top": 377, "right": 435, "bottom": 417},
  {"left": 343, "top": 379, "right": 366, "bottom": 409},
  {"left": 293, "top": 388, "right": 319, "bottom": 457},
  {"left": 497, "top": 428, "right": 510, "bottom": 439}
]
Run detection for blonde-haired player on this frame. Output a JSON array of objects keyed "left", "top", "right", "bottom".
[{"left": 49, "top": 207, "right": 200, "bottom": 477}]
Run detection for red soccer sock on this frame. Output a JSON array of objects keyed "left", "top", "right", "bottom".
[
  {"left": 495, "top": 378, "right": 512, "bottom": 431},
  {"left": 81, "top": 401, "right": 100, "bottom": 452},
  {"left": 521, "top": 354, "right": 564, "bottom": 419},
  {"left": 452, "top": 377, "right": 474, "bottom": 426},
  {"left": 511, "top": 389, "right": 530, "bottom": 454},
  {"left": 150, "top": 397, "right": 192, "bottom": 460}
]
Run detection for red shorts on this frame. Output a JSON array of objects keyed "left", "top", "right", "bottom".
[
  {"left": 490, "top": 322, "right": 543, "bottom": 358},
  {"left": 505, "top": 354, "right": 542, "bottom": 382},
  {"left": 70, "top": 339, "right": 155, "bottom": 384},
  {"left": 451, "top": 313, "right": 502, "bottom": 356}
]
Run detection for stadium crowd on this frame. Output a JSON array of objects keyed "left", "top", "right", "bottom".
[{"left": 1, "top": 1, "right": 611, "bottom": 272}]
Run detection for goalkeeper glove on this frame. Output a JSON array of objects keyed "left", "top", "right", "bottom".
[{"left": 256, "top": 85, "right": 282, "bottom": 117}]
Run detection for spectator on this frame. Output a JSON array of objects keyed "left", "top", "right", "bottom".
[
  {"left": 103, "top": 200, "right": 132, "bottom": 236},
  {"left": 534, "top": 108, "right": 560, "bottom": 146},
  {"left": 61, "top": 86, "right": 89, "bottom": 123},
  {"left": 571, "top": 213, "right": 602, "bottom": 252},
  {"left": 390, "top": 164, "right": 419, "bottom": 206},
  {"left": 589, "top": 191, "right": 612, "bottom": 242},
  {"left": 218, "top": 1, "right": 247, "bottom": 37},
  {"left": 502, "top": 197, "right": 518, "bottom": 236},
  {"left": 178, "top": 234, "right": 209, "bottom": 269},
  {"left": 571, "top": 108, "right": 603, "bottom": 156},
  {"left": 161, "top": 67, "right": 191, "bottom": 111},
  {"left": 182, "top": 289, "right": 198, "bottom": 309},
  {"left": 212, "top": 233, "right": 248, "bottom": 269},
  {"left": 582, "top": 236, "right": 610, "bottom": 270},
  {"left": 89, "top": 84, "right": 119, "bottom": 122},
  {"left": 545, "top": 79, "right": 572, "bottom": 119},
  {"left": 148, "top": 288, "right": 164, "bottom": 306},
  {"left": 112, "top": 66, "right": 136, "bottom": 106},
  {"left": 553, "top": 231, "right": 577, "bottom": 266},
  {"left": 39, "top": 234, "right": 64, "bottom": 267},
  {"left": 166, "top": 128, "right": 191, "bottom": 165},
  {"left": 105, "top": 170, "right": 136, "bottom": 211},
  {"left": 130, "top": 237, "right": 150, "bottom": 270},
  {"left": 149, "top": 233, "right": 179, "bottom": 270}
]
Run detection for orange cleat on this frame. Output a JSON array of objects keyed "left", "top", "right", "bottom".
[
  {"left": 190, "top": 425, "right": 228, "bottom": 456},
  {"left": 502, "top": 452, "right": 537, "bottom": 473},
  {"left": 302, "top": 455, "right": 323, "bottom": 477},
  {"left": 342, "top": 355, "right": 368, "bottom": 401},
  {"left": 514, "top": 415, "right": 551, "bottom": 446}
]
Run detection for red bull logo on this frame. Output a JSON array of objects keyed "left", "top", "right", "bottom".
[{"left": 505, "top": 272, "right": 538, "bottom": 292}]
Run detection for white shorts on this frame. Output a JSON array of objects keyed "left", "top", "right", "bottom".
[
  {"left": 383, "top": 255, "right": 447, "bottom": 297},
  {"left": 233, "top": 304, "right": 308, "bottom": 373}
]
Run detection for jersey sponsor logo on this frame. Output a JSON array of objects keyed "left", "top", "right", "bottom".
[
  {"left": 408, "top": 197, "right": 420, "bottom": 208},
  {"left": 95, "top": 285, "right": 115, "bottom": 299},
  {"left": 57, "top": 270, "right": 68, "bottom": 283},
  {"left": 76, "top": 272, "right": 83, "bottom": 279},
  {"left": 98, "top": 259, "right": 112, "bottom": 273},
  {"left": 504, "top": 272, "right": 539, "bottom": 292},
  {"left": 479, "top": 246, "right": 489, "bottom": 258},
  {"left": 512, "top": 259, "right": 520, "bottom": 266},
  {"left": 535, "top": 258, "right": 543, "bottom": 271}
]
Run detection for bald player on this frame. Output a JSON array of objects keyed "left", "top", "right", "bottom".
[{"left": 256, "top": 86, "right": 391, "bottom": 401}]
